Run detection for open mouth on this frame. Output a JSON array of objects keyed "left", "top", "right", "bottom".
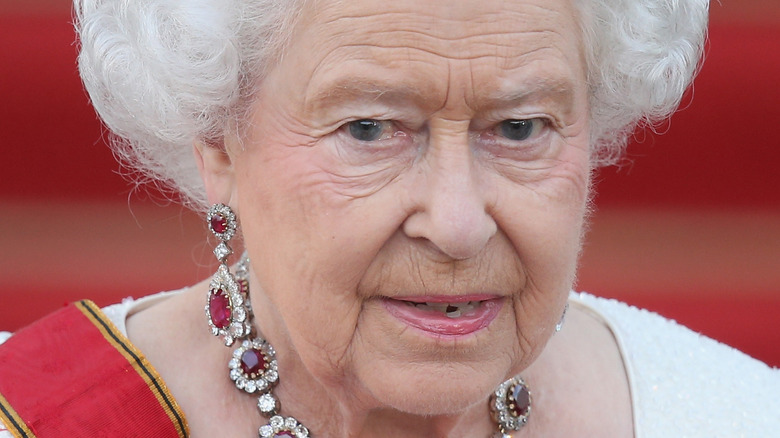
[
  {"left": 402, "top": 301, "right": 482, "bottom": 318},
  {"left": 382, "top": 296, "right": 504, "bottom": 337}
]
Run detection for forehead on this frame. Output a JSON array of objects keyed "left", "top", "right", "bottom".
[{"left": 278, "top": 0, "right": 586, "bottom": 114}]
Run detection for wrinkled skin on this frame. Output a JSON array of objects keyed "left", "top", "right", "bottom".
[{"left": 198, "top": 0, "right": 595, "bottom": 435}]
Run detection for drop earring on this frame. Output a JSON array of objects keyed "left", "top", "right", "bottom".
[
  {"left": 555, "top": 302, "right": 569, "bottom": 333},
  {"left": 205, "top": 203, "right": 252, "bottom": 346}
]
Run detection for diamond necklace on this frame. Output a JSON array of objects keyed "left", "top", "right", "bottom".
[{"left": 208, "top": 254, "right": 532, "bottom": 438}]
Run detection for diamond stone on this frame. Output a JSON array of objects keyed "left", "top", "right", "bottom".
[
  {"left": 257, "top": 393, "right": 277, "bottom": 413},
  {"left": 270, "top": 416, "right": 284, "bottom": 428},
  {"left": 234, "top": 306, "right": 246, "bottom": 322},
  {"left": 284, "top": 417, "right": 298, "bottom": 429},
  {"left": 259, "top": 425, "right": 274, "bottom": 437},
  {"left": 214, "top": 242, "right": 232, "bottom": 261},
  {"left": 245, "top": 381, "right": 257, "bottom": 393},
  {"left": 294, "top": 425, "right": 309, "bottom": 438}
]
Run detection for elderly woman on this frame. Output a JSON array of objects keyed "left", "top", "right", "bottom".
[{"left": 1, "top": 0, "right": 778, "bottom": 436}]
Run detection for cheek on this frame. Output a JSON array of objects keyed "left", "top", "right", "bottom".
[
  {"left": 233, "top": 144, "right": 413, "bottom": 378},
  {"left": 495, "top": 147, "right": 589, "bottom": 357},
  {"left": 496, "top": 142, "right": 590, "bottom": 263}
]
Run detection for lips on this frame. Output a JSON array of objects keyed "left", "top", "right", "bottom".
[{"left": 382, "top": 295, "right": 504, "bottom": 337}]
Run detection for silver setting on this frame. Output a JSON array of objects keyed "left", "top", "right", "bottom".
[
  {"left": 258, "top": 415, "right": 309, "bottom": 438},
  {"left": 205, "top": 264, "right": 252, "bottom": 346},
  {"left": 207, "top": 203, "right": 237, "bottom": 246},
  {"left": 490, "top": 376, "right": 531, "bottom": 433},
  {"left": 230, "top": 338, "right": 279, "bottom": 394},
  {"left": 257, "top": 393, "right": 280, "bottom": 417},
  {"left": 214, "top": 242, "right": 232, "bottom": 261},
  {"left": 235, "top": 253, "right": 250, "bottom": 279},
  {"left": 205, "top": 202, "right": 250, "bottom": 346}
]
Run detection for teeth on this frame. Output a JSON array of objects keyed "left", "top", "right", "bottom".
[
  {"left": 445, "top": 308, "right": 462, "bottom": 318},
  {"left": 408, "top": 301, "right": 480, "bottom": 317}
]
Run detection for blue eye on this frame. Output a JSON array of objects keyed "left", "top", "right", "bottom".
[
  {"left": 348, "top": 119, "right": 384, "bottom": 142},
  {"left": 499, "top": 119, "right": 541, "bottom": 141}
]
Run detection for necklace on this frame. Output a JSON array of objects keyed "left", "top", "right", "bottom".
[{"left": 207, "top": 254, "right": 533, "bottom": 438}]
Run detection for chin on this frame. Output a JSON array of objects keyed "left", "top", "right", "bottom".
[{"left": 358, "top": 360, "right": 507, "bottom": 416}]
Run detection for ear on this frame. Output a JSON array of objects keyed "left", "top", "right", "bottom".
[{"left": 193, "top": 140, "right": 236, "bottom": 205}]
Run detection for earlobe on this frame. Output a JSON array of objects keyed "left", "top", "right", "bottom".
[{"left": 193, "top": 140, "right": 236, "bottom": 205}]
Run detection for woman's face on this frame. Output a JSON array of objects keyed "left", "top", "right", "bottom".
[{"left": 215, "top": 0, "right": 590, "bottom": 415}]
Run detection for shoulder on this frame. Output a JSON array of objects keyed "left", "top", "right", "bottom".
[
  {"left": 0, "top": 290, "right": 182, "bottom": 346},
  {"left": 0, "top": 290, "right": 187, "bottom": 436},
  {"left": 103, "top": 289, "right": 187, "bottom": 335},
  {"left": 570, "top": 292, "right": 780, "bottom": 438}
]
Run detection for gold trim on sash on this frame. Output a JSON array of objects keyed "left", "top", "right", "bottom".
[
  {"left": 0, "top": 391, "right": 36, "bottom": 438},
  {"left": 75, "top": 300, "right": 189, "bottom": 438}
]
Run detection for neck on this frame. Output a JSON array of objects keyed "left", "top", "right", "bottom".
[{"left": 273, "top": 356, "right": 497, "bottom": 438}]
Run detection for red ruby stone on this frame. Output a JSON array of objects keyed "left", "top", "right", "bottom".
[
  {"left": 208, "top": 288, "right": 231, "bottom": 329},
  {"left": 510, "top": 382, "right": 531, "bottom": 417},
  {"left": 210, "top": 214, "right": 227, "bottom": 234},
  {"left": 273, "top": 432, "right": 295, "bottom": 438},
  {"left": 240, "top": 348, "right": 266, "bottom": 376}
]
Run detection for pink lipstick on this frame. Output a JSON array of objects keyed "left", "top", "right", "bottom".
[{"left": 382, "top": 296, "right": 504, "bottom": 337}]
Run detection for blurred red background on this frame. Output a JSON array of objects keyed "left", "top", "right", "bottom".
[{"left": 1, "top": 1, "right": 779, "bottom": 366}]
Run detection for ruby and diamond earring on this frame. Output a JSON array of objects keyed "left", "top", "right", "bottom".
[{"left": 205, "top": 203, "right": 252, "bottom": 346}]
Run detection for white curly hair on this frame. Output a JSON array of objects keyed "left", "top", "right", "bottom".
[{"left": 74, "top": 0, "right": 709, "bottom": 210}]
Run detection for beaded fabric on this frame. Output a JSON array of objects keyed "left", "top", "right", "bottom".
[{"left": 571, "top": 293, "right": 780, "bottom": 438}]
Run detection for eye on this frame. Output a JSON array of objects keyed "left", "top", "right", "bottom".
[
  {"left": 347, "top": 119, "right": 390, "bottom": 142},
  {"left": 497, "top": 119, "right": 545, "bottom": 141}
]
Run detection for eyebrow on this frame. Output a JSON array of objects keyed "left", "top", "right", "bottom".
[
  {"left": 305, "top": 74, "right": 578, "bottom": 115},
  {"left": 485, "top": 76, "right": 577, "bottom": 111},
  {"left": 305, "top": 77, "right": 433, "bottom": 113}
]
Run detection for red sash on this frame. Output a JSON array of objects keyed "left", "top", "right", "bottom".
[{"left": 0, "top": 300, "right": 189, "bottom": 437}]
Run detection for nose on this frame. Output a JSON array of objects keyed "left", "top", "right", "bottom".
[{"left": 402, "top": 135, "right": 497, "bottom": 260}]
